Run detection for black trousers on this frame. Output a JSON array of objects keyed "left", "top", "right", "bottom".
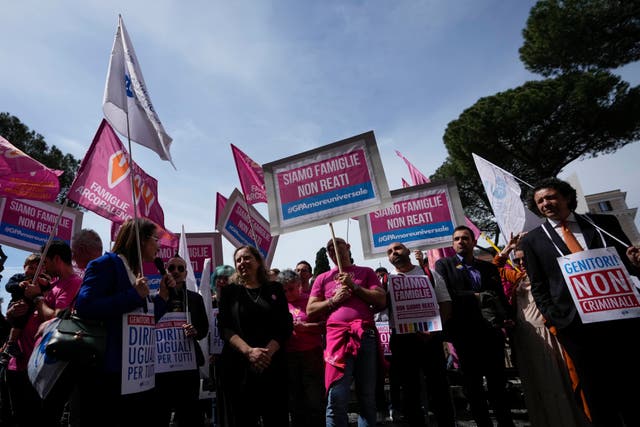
[{"left": 390, "top": 332, "right": 455, "bottom": 427}]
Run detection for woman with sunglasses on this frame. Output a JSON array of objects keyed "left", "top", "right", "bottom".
[
  {"left": 217, "top": 245, "right": 293, "bottom": 427},
  {"left": 153, "top": 255, "right": 209, "bottom": 426}
]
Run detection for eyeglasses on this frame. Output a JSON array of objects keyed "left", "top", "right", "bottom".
[
  {"left": 168, "top": 265, "right": 185, "bottom": 273},
  {"left": 513, "top": 258, "right": 524, "bottom": 264}
]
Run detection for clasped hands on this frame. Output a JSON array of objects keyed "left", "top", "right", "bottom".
[{"left": 246, "top": 347, "right": 273, "bottom": 373}]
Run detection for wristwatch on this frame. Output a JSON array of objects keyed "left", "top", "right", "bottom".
[{"left": 351, "top": 283, "right": 360, "bottom": 292}]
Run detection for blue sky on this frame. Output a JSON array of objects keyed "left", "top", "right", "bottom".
[{"left": 1, "top": 1, "right": 638, "bottom": 306}]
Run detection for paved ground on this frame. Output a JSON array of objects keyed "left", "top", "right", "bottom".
[{"left": 349, "top": 409, "right": 531, "bottom": 426}]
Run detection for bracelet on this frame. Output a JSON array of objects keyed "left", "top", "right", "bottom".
[{"left": 327, "top": 298, "right": 335, "bottom": 311}]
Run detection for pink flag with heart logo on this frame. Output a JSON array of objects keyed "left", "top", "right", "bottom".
[{"left": 68, "top": 120, "right": 166, "bottom": 229}]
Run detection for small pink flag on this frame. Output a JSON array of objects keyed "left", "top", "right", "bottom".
[
  {"left": 230, "top": 144, "right": 267, "bottom": 205},
  {"left": 395, "top": 150, "right": 430, "bottom": 185},
  {"left": 215, "top": 192, "right": 228, "bottom": 229},
  {"left": 0, "top": 135, "right": 62, "bottom": 201}
]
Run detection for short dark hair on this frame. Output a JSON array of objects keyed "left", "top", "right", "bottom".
[
  {"left": 375, "top": 267, "right": 388, "bottom": 274},
  {"left": 453, "top": 225, "right": 475, "bottom": 240},
  {"left": 296, "top": 260, "right": 312, "bottom": 271},
  {"left": 528, "top": 178, "right": 577, "bottom": 216},
  {"left": 40, "top": 240, "right": 72, "bottom": 265}
]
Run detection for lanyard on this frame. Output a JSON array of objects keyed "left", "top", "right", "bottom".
[{"left": 541, "top": 213, "right": 606, "bottom": 257}]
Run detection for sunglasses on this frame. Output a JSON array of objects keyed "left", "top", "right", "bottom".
[
  {"left": 513, "top": 258, "right": 524, "bottom": 264},
  {"left": 168, "top": 265, "right": 185, "bottom": 273}
]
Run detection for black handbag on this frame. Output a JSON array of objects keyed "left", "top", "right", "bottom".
[{"left": 45, "top": 309, "right": 106, "bottom": 365}]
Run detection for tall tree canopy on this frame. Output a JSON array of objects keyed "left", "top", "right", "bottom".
[
  {"left": 432, "top": 70, "right": 640, "bottom": 237},
  {"left": 0, "top": 113, "right": 80, "bottom": 202},
  {"left": 520, "top": 0, "right": 640, "bottom": 76}
]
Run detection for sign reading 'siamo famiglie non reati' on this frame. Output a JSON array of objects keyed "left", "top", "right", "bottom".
[{"left": 263, "top": 131, "right": 391, "bottom": 235}]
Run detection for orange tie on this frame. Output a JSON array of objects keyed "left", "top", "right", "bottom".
[{"left": 561, "top": 220, "right": 583, "bottom": 253}]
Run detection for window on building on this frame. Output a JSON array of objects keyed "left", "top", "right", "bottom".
[{"left": 598, "top": 201, "right": 613, "bottom": 212}]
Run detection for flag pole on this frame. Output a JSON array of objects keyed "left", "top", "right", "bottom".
[
  {"left": 472, "top": 153, "right": 534, "bottom": 188},
  {"left": 328, "top": 223, "right": 343, "bottom": 273},
  {"left": 125, "top": 115, "right": 144, "bottom": 274},
  {"left": 240, "top": 195, "right": 259, "bottom": 249},
  {"left": 32, "top": 199, "right": 69, "bottom": 282}
]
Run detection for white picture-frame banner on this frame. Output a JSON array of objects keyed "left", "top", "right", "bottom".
[
  {"left": 263, "top": 131, "right": 391, "bottom": 235},
  {"left": 216, "top": 188, "right": 279, "bottom": 268},
  {"left": 0, "top": 197, "right": 83, "bottom": 252},
  {"left": 358, "top": 180, "right": 466, "bottom": 259}
]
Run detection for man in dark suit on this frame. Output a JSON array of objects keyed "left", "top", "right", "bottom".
[
  {"left": 436, "top": 226, "right": 514, "bottom": 427},
  {"left": 520, "top": 177, "right": 640, "bottom": 427}
]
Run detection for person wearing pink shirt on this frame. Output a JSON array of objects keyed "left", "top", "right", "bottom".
[
  {"left": 307, "top": 237, "right": 386, "bottom": 427},
  {"left": 6, "top": 240, "right": 82, "bottom": 426},
  {"left": 280, "top": 269, "right": 325, "bottom": 427}
]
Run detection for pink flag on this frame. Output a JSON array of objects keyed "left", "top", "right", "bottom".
[
  {"left": 215, "top": 192, "right": 228, "bottom": 229},
  {"left": 395, "top": 150, "right": 430, "bottom": 185},
  {"left": 401, "top": 178, "right": 410, "bottom": 188},
  {"left": 465, "top": 217, "right": 482, "bottom": 239},
  {"left": 68, "top": 120, "right": 166, "bottom": 228},
  {"left": 0, "top": 135, "right": 62, "bottom": 201},
  {"left": 427, "top": 247, "right": 456, "bottom": 271},
  {"left": 230, "top": 144, "right": 267, "bottom": 205}
]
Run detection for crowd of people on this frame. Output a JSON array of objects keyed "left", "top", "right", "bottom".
[{"left": 0, "top": 177, "right": 639, "bottom": 427}]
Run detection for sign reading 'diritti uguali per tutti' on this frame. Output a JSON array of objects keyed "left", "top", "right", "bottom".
[
  {"left": 358, "top": 180, "right": 466, "bottom": 259},
  {"left": 558, "top": 247, "right": 640, "bottom": 324},
  {"left": 263, "top": 131, "right": 391, "bottom": 235}
]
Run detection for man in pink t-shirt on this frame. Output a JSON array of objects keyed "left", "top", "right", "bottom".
[
  {"left": 5, "top": 240, "right": 82, "bottom": 425},
  {"left": 307, "top": 237, "right": 386, "bottom": 427}
]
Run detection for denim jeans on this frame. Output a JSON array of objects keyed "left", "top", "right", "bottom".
[{"left": 326, "top": 329, "right": 377, "bottom": 427}]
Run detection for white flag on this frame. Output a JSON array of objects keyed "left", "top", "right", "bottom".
[
  {"left": 103, "top": 15, "right": 174, "bottom": 168},
  {"left": 199, "top": 258, "right": 213, "bottom": 326},
  {"left": 178, "top": 225, "right": 198, "bottom": 293},
  {"left": 472, "top": 153, "right": 542, "bottom": 240},
  {"left": 197, "top": 258, "right": 213, "bottom": 378}
]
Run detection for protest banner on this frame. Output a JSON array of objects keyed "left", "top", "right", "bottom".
[
  {"left": 142, "top": 232, "right": 223, "bottom": 290},
  {"left": 216, "top": 188, "right": 278, "bottom": 267},
  {"left": 263, "top": 131, "right": 391, "bottom": 235},
  {"left": 376, "top": 321, "right": 391, "bottom": 356},
  {"left": 558, "top": 247, "right": 640, "bottom": 323},
  {"left": 388, "top": 274, "right": 442, "bottom": 333},
  {"left": 358, "top": 180, "right": 465, "bottom": 259},
  {"left": 122, "top": 308, "right": 156, "bottom": 395},
  {"left": 155, "top": 312, "right": 197, "bottom": 373},
  {"left": 0, "top": 197, "right": 82, "bottom": 252}
]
